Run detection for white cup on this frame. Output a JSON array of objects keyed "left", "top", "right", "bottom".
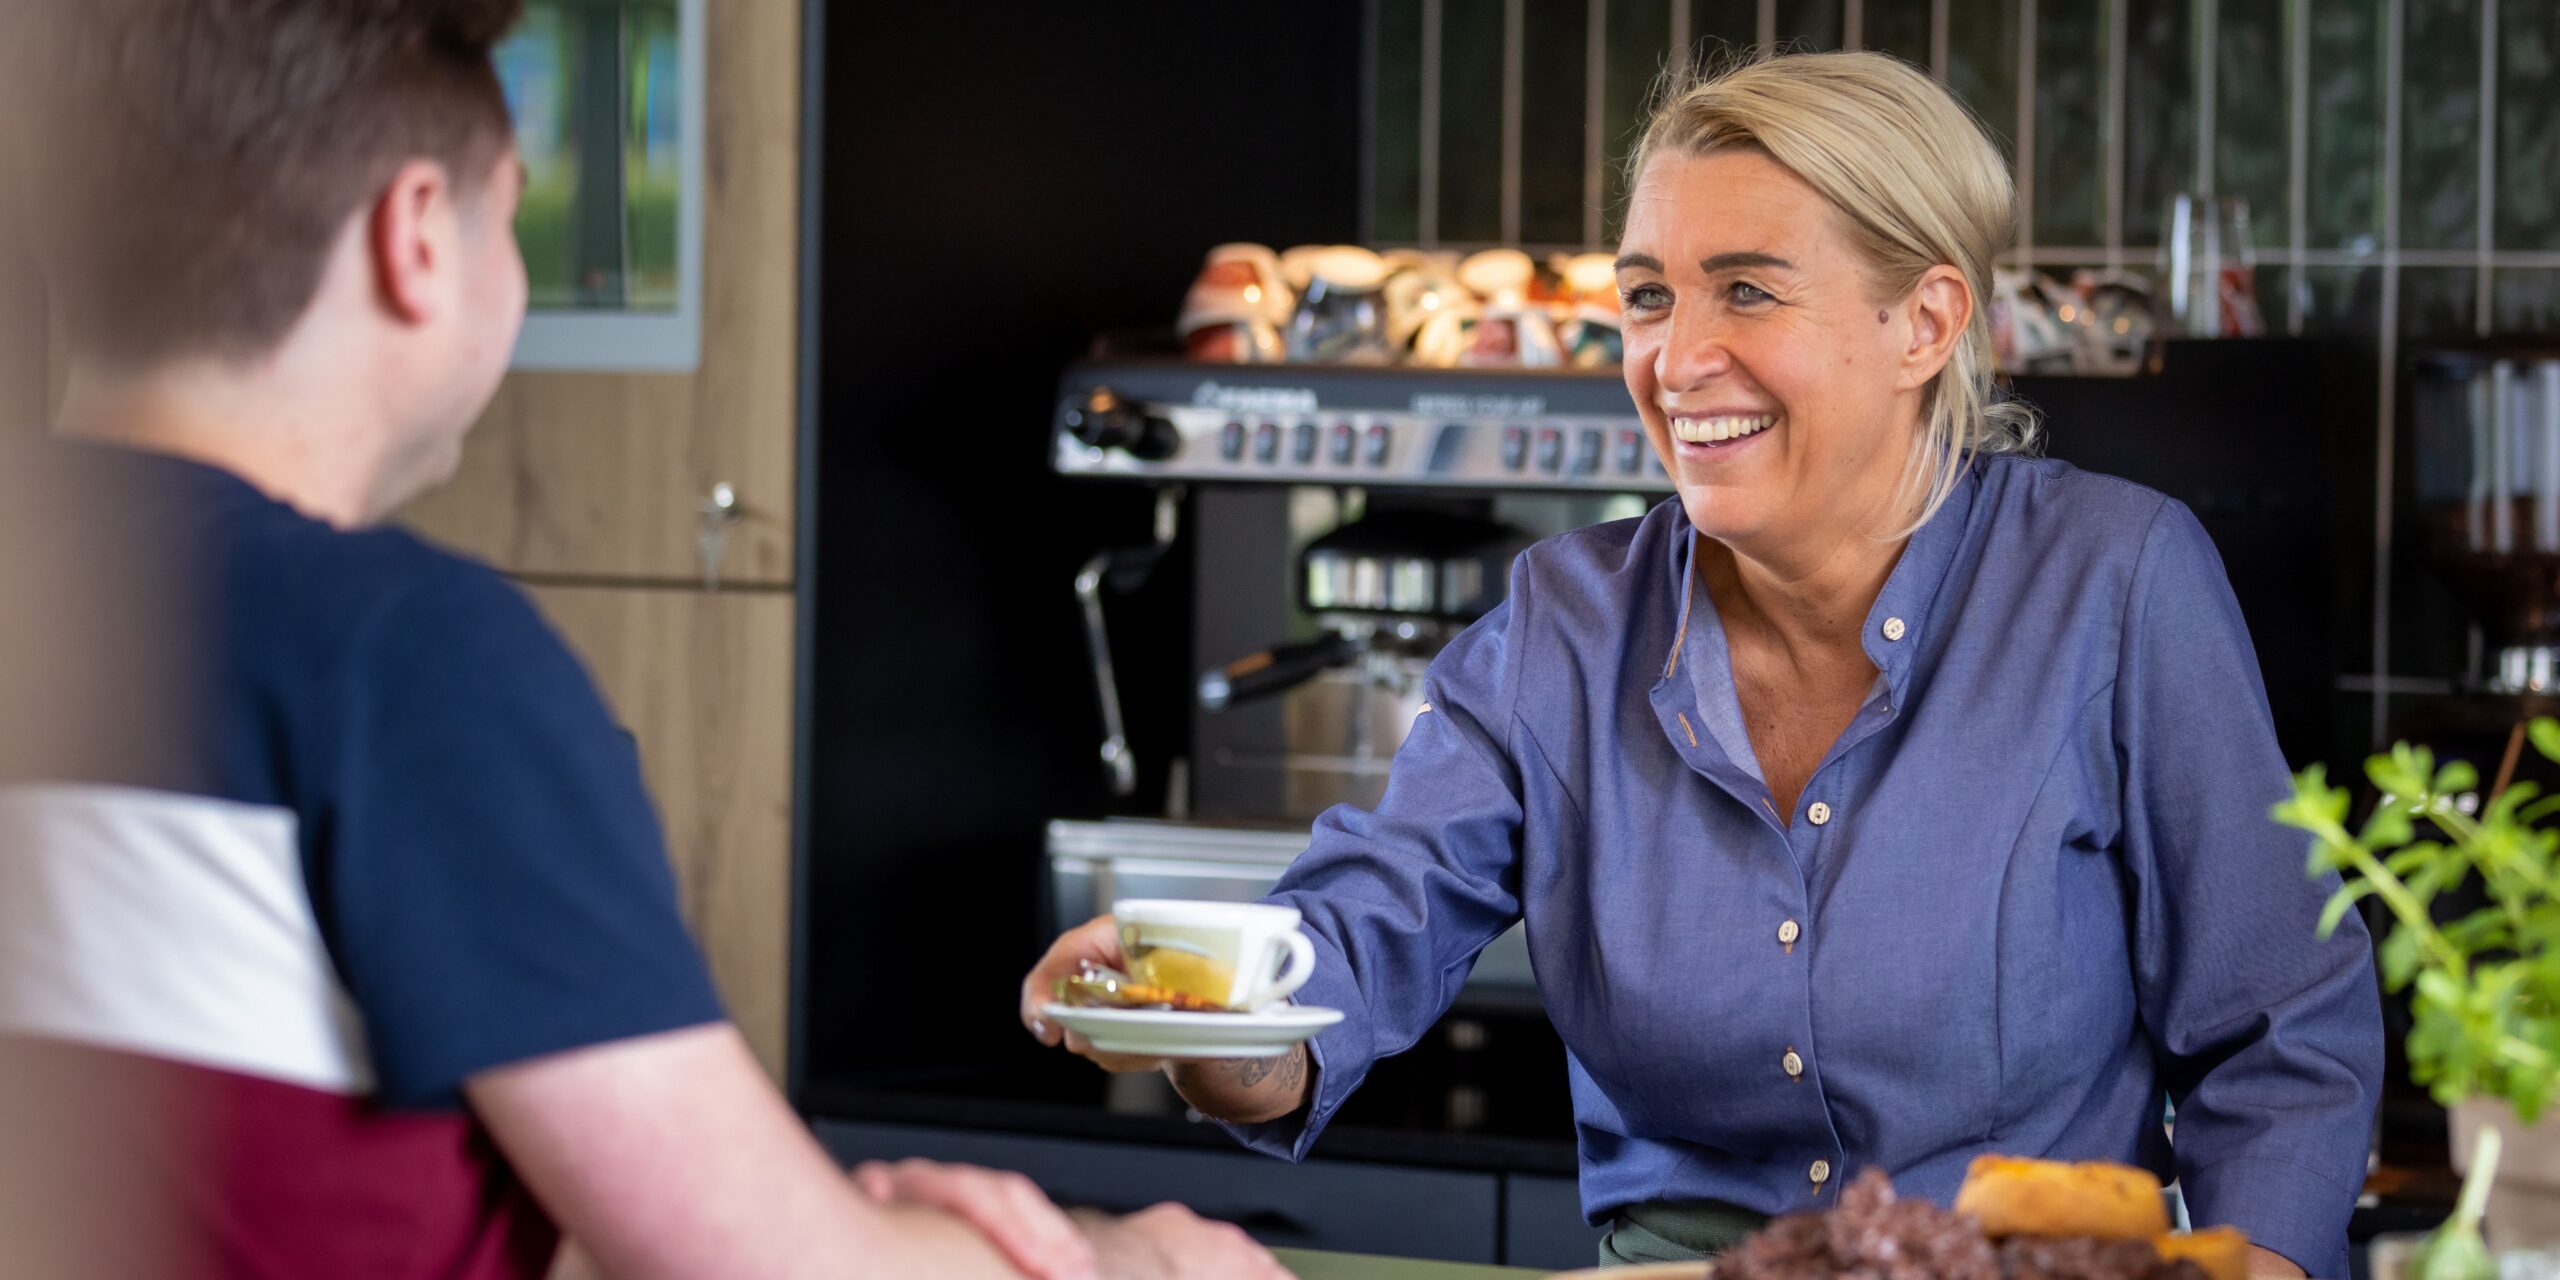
[{"left": 1112, "top": 899, "right": 1318, "bottom": 1012}]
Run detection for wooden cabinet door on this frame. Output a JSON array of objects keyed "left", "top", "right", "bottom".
[
  {"left": 404, "top": 0, "right": 801, "bottom": 586},
  {"left": 527, "top": 585, "right": 796, "bottom": 1080}
]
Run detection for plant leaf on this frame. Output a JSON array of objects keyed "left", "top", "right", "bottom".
[
  {"left": 2532, "top": 716, "right": 2560, "bottom": 765},
  {"left": 2318, "top": 882, "right": 2378, "bottom": 938},
  {"left": 2362, "top": 802, "right": 2417, "bottom": 850},
  {"left": 2380, "top": 926, "right": 2424, "bottom": 992},
  {"left": 2436, "top": 759, "right": 2480, "bottom": 796}
]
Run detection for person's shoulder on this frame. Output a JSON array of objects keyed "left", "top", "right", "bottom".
[
  {"left": 1970, "top": 453, "right": 2183, "bottom": 559},
  {"left": 1509, "top": 498, "right": 1685, "bottom": 602},
  {"left": 239, "top": 515, "right": 543, "bottom": 655}
]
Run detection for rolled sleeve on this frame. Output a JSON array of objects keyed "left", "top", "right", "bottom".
[
  {"left": 2115, "top": 500, "right": 2383, "bottom": 1278},
  {"left": 1220, "top": 592, "right": 1530, "bottom": 1161},
  {"left": 2183, "top": 1154, "right": 2364, "bottom": 1278}
]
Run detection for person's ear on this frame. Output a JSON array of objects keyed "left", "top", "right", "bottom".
[
  {"left": 367, "top": 160, "right": 458, "bottom": 326},
  {"left": 1895, "top": 265, "right": 1973, "bottom": 392}
]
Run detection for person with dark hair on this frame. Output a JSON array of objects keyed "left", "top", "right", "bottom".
[{"left": 0, "top": 3, "right": 1284, "bottom": 1277}]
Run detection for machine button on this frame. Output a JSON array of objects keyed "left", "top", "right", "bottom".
[
  {"left": 1617, "top": 429, "right": 1645, "bottom": 473},
  {"left": 1364, "top": 424, "right": 1393, "bottom": 466},
  {"left": 1502, "top": 426, "right": 1530, "bottom": 471},
  {"left": 1220, "top": 421, "right": 1246, "bottom": 461},
  {"left": 1535, "top": 429, "right": 1565, "bottom": 473},
  {"left": 1331, "top": 421, "right": 1358, "bottom": 465},
  {"left": 1253, "top": 421, "right": 1280, "bottom": 464},
  {"left": 1574, "top": 428, "right": 1605, "bottom": 475},
  {"left": 1292, "top": 421, "right": 1319, "bottom": 464}
]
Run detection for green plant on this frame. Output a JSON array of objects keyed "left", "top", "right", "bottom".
[
  {"left": 2277, "top": 726, "right": 2560, "bottom": 1280},
  {"left": 2273, "top": 721, "right": 2560, "bottom": 1122}
]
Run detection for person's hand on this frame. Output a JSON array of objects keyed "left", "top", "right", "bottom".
[
  {"left": 853, "top": 1158, "right": 1098, "bottom": 1280},
  {"left": 1021, "top": 915, "right": 1172, "bottom": 1074},
  {"left": 2245, "top": 1244, "right": 2305, "bottom": 1278},
  {"left": 1075, "top": 1203, "right": 1293, "bottom": 1280}
]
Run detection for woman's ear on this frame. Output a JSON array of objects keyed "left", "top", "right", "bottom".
[{"left": 1896, "top": 265, "right": 1973, "bottom": 392}]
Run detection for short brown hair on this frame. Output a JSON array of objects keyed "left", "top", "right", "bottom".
[{"left": 16, "top": 0, "right": 524, "bottom": 369}]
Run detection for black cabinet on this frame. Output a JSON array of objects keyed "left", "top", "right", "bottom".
[{"left": 1502, "top": 1173, "right": 1599, "bottom": 1271}]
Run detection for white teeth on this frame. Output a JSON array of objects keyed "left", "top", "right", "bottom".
[{"left": 1669, "top": 413, "right": 1775, "bottom": 445}]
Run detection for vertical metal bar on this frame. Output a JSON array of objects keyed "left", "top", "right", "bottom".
[
  {"left": 2017, "top": 0, "right": 2039, "bottom": 265},
  {"left": 1421, "top": 0, "right": 1443, "bottom": 247},
  {"left": 1504, "top": 0, "right": 1524, "bottom": 246},
  {"left": 1671, "top": 0, "right": 1691, "bottom": 70},
  {"left": 1758, "top": 0, "right": 1776, "bottom": 48},
  {"left": 2477, "top": 0, "right": 2498, "bottom": 334},
  {"left": 785, "top": 0, "right": 828, "bottom": 1105},
  {"left": 1846, "top": 0, "right": 1865, "bottom": 50},
  {"left": 1586, "top": 0, "right": 1608, "bottom": 247},
  {"left": 1931, "top": 0, "right": 1950, "bottom": 77},
  {"left": 2287, "top": 0, "right": 2310, "bottom": 333},
  {"left": 2106, "top": 0, "right": 2129, "bottom": 272},
  {"left": 2196, "top": 0, "right": 2218, "bottom": 195},
  {"left": 2374, "top": 0, "right": 2405, "bottom": 746},
  {"left": 1360, "top": 0, "right": 1381, "bottom": 246}
]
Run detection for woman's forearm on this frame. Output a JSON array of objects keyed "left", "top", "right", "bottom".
[{"left": 1165, "top": 1046, "right": 1312, "bottom": 1124}]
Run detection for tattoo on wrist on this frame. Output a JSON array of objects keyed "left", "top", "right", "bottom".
[{"left": 1225, "top": 1046, "right": 1305, "bottom": 1091}]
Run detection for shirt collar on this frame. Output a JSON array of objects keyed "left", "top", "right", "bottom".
[
  {"left": 1660, "top": 459, "right": 1983, "bottom": 706},
  {"left": 1856, "top": 461, "right": 1980, "bottom": 704}
]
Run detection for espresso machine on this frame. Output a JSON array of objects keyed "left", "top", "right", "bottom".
[
  {"left": 2388, "top": 340, "right": 2560, "bottom": 793},
  {"left": 1044, "top": 356, "right": 1666, "bottom": 1068}
]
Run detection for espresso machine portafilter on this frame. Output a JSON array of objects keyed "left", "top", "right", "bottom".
[{"left": 1197, "top": 508, "right": 1520, "bottom": 802}]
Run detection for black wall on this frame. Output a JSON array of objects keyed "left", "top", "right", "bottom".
[{"left": 802, "top": 4, "right": 1367, "bottom": 1093}]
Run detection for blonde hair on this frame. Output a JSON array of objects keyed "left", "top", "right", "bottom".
[{"left": 1628, "top": 49, "right": 2040, "bottom": 534}]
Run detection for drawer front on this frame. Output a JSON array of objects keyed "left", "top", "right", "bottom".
[{"left": 816, "top": 1119, "right": 1501, "bottom": 1263}]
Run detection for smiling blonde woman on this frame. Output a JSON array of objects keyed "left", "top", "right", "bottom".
[{"left": 1025, "top": 49, "right": 2381, "bottom": 1277}]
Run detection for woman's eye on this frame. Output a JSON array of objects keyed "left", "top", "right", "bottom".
[
  {"left": 1619, "top": 283, "right": 1670, "bottom": 311},
  {"left": 1729, "top": 281, "right": 1775, "bottom": 306}
]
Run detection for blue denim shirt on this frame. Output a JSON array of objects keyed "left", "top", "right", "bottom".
[{"left": 1227, "top": 455, "right": 2383, "bottom": 1276}]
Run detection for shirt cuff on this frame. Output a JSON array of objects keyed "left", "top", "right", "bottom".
[
  {"left": 1216, "top": 928, "right": 1367, "bottom": 1162},
  {"left": 2180, "top": 1153, "right": 2359, "bottom": 1279}
]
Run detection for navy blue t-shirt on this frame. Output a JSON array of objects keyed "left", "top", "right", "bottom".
[{"left": 2, "top": 442, "right": 726, "bottom": 1107}]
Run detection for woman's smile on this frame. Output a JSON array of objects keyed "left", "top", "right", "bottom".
[{"left": 1667, "top": 411, "right": 1779, "bottom": 460}]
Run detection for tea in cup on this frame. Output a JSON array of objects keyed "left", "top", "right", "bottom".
[{"left": 1112, "top": 899, "right": 1317, "bottom": 1012}]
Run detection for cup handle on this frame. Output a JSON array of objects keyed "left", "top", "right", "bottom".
[{"left": 1245, "top": 930, "right": 1317, "bottom": 1010}]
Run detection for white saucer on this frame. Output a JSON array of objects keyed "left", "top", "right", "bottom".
[{"left": 1040, "top": 1002, "right": 1344, "bottom": 1059}]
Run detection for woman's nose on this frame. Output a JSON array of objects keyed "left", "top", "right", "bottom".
[{"left": 1654, "top": 304, "right": 1735, "bottom": 393}]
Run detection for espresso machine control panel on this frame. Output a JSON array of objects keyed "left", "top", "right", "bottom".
[{"left": 1054, "top": 360, "right": 1671, "bottom": 493}]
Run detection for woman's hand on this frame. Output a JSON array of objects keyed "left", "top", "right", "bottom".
[
  {"left": 2244, "top": 1244, "right": 2304, "bottom": 1278},
  {"left": 1020, "top": 915, "right": 1171, "bottom": 1073}
]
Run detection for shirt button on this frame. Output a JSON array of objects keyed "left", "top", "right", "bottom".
[
  {"left": 1782, "top": 1049, "right": 1804, "bottom": 1078},
  {"left": 1810, "top": 1159, "right": 1832, "bottom": 1185},
  {"left": 1807, "top": 801, "right": 1832, "bottom": 826},
  {"left": 1882, "top": 616, "right": 1907, "bottom": 641},
  {"left": 1777, "top": 919, "right": 1801, "bottom": 946}
]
